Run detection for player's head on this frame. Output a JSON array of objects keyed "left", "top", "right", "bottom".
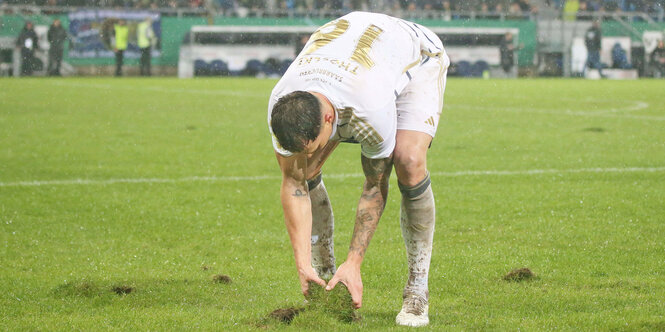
[{"left": 270, "top": 91, "right": 323, "bottom": 153}]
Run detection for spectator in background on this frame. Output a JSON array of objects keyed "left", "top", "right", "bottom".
[
  {"left": 113, "top": 19, "right": 129, "bottom": 77},
  {"left": 442, "top": 0, "right": 452, "bottom": 20},
  {"left": 137, "top": 17, "right": 157, "bottom": 76},
  {"left": 576, "top": 1, "right": 593, "bottom": 20},
  {"left": 47, "top": 19, "right": 67, "bottom": 76},
  {"left": 651, "top": 39, "right": 665, "bottom": 77},
  {"left": 584, "top": 20, "right": 605, "bottom": 77},
  {"left": 16, "top": 21, "right": 39, "bottom": 76},
  {"left": 500, "top": 31, "right": 516, "bottom": 74},
  {"left": 563, "top": 0, "right": 580, "bottom": 20},
  {"left": 611, "top": 42, "right": 631, "bottom": 68}
]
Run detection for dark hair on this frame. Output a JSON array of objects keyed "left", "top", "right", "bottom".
[{"left": 270, "top": 91, "right": 322, "bottom": 153}]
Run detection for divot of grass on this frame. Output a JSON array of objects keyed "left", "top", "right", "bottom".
[
  {"left": 211, "top": 274, "right": 232, "bottom": 284},
  {"left": 259, "top": 281, "right": 360, "bottom": 327},
  {"left": 306, "top": 281, "right": 361, "bottom": 323},
  {"left": 503, "top": 268, "right": 536, "bottom": 282},
  {"left": 111, "top": 285, "right": 134, "bottom": 295},
  {"left": 269, "top": 307, "right": 305, "bottom": 324}
]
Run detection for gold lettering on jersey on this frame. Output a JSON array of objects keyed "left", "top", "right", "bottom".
[
  {"left": 304, "top": 19, "right": 350, "bottom": 55},
  {"left": 296, "top": 56, "right": 360, "bottom": 75},
  {"left": 299, "top": 68, "right": 343, "bottom": 83},
  {"left": 350, "top": 25, "right": 383, "bottom": 69}
]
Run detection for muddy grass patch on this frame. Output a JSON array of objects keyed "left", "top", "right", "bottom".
[
  {"left": 111, "top": 285, "right": 134, "bottom": 295},
  {"left": 260, "top": 281, "right": 360, "bottom": 327},
  {"left": 269, "top": 307, "right": 305, "bottom": 324},
  {"left": 211, "top": 274, "right": 232, "bottom": 284},
  {"left": 503, "top": 267, "right": 536, "bottom": 282}
]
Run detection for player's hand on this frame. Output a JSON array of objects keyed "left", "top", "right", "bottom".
[
  {"left": 326, "top": 261, "right": 363, "bottom": 308},
  {"left": 298, "top": 266, "right": 326, "bottom": 297}
]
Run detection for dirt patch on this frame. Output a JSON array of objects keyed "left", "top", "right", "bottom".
[
  {"left": 503, "top": 267, "right": 536, "bottom": 282},
  {"left": 212, "top": 274, "right": 232, "bottom": 284},
  {"left": 269, "top": 307, "right": 305, "bottom": 324},
  {"left": 111, "top": 285, "right": 134, "bottom": 295},
  {"left": 201, "top": 265, "right": 210, "bottom": 271}
]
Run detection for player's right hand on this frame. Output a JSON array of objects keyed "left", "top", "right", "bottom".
[{"left": 298, "top": 266, "right": 326, "bottom": 297}]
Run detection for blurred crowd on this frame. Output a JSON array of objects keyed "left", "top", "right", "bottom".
[
  {"left": 1, "top": 0, "right": 538, "bottom": 16},
  {"left": 558, "top": 0, "right": 665, "bottom": 18}
]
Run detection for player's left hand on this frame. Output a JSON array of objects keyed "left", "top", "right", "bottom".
[{"left": 326, "top": 261, "right": 363, "bottom": 309}]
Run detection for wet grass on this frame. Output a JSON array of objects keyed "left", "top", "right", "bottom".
[{"left": 1, "top": 78, "right": 664, "bottom": 330}]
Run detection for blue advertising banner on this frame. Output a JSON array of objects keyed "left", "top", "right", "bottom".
[{"left": 68, "top": 10, "right": 161, "bottom": 58}]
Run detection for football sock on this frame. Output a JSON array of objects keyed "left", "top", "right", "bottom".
[
  {"left": 307, "top": 173, "right": 336, "bottom": 279},
  {"left": 399, "top": 172, "right": 435, "bottom": 300}
]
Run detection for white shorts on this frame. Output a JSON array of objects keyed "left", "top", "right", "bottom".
[{"left": 395, "top": 23, "right": 450, "bottom": 138}]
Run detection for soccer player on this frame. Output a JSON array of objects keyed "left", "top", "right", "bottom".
[{"left": 268, "top": 11, "right": 449, "bottom": 327}]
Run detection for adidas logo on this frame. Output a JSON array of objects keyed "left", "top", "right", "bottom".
[{"left": 424, "top": 117, "right": 435, "bottom": 126}]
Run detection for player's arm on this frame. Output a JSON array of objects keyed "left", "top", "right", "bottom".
[
  {"left": 327, "top": 155, "right": 393, "bottom": 308},
  {"left": 276, "top": 152, "right": 327, "bottom": 296}
]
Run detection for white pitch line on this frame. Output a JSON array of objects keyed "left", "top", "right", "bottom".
[
  {"left": 451, "top": 102, "right": 665, "bottom": 121},
  {"left": 1, "top": 166, "right": 663, "bottom": 188},
  {"left": 47, "top": 81, "right": 267, "bottom": 98}
]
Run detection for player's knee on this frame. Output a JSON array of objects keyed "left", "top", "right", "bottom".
[{"left": 394, "top": 151, "right": 427, "bottom": 187}]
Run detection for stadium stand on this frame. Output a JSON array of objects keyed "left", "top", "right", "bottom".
[{"left": 0, "top": 0, "right": 663, "bottom": 77}]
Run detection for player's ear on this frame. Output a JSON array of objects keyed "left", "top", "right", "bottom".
[{"left": 323, "top": 110, "right": 334, "bottom": 124}]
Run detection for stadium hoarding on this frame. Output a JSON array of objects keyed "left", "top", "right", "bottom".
[{"left": 67, "top": 10, "right": 161, "bottom": 59}]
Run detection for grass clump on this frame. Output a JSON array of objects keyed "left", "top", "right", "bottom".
[
  {"left": 211, "top": 274, "right": 232, "bottom": 284},
  {"left": 503, "top": 268, "right": 536, "bottom": 282},
  {"left": 306, "top": 281, "right": 360, "bottom": 323}
]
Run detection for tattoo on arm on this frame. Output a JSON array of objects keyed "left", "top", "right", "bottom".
[
  {"left": 292, "top": 189, "right": 308, "bottom": 197},
  {"left": 348, "top": 157, "right": 393, "bottom": 258}
]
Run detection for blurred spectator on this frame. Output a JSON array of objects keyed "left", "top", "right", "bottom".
[
  {"left": 611, "top": 43, "right": 631, "bottom": 68},
  {"left": 584, "top": 20, "right": 605, "bottom": 77},
  {"left": 113, "top": 19, "right": 128, "bottom": 76},
  {"left": 15, "top": 21, "right": 39, "bottom": 76},
  {"left": 563, "top": 0, "right": 580, "bottom": 20},
  {"left": 508, "top": 1, "right": 525, "bottom": 18},
  {"left": 651, "top": 39, "right": 665, "bottom": 77},
  {"left": 47, "top": 18, "right": 67, "bottom": 76},
  {"left": 442, "top": 0, "right": 452, "bottom": 20},
  {"left": 602, "top": 0, "right": 619, "bottom": 11},
  {"left": 576, "top": 1, "right": 594, "bottom": 19},
  {"left": 500, "top": 31, "right": 516, "bottom": 73},
  {"left": 137, "top": 17, "right": 157, "bottom": 76}
]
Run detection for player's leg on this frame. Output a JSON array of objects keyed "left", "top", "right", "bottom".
[
  {"left": 307, "top": 172, "right": 336, "bottom": 279},
  {"left": 393, "top": 131, "right": 435, "bottom": 327},
  {"left": 393, "top": 36, "right": 449, "bottom": 326},
  {"left": 306, "top": 140, "right": 340, "bottom": 279}
]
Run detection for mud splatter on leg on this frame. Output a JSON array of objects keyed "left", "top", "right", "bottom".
[
  {"left": 308, "top": 173, "right": 336, "bottom": 279},
  {"left": 398, "top": 173, "right": 435, "bottom": 301}
]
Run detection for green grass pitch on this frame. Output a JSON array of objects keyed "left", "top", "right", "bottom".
[{"left": 1, "top": 77, "right": 664, "bottom": 330}]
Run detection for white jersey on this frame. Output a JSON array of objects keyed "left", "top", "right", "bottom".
[{"left": 268, "top": 11, "right": 444, "bottom": 159}]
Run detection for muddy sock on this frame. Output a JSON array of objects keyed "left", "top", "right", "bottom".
[
  {"left": 399, "top": 173, "right": 435, "bottom": 301},
  {"left": 308, "top": 173, "right": 336, "bottom": 279}
]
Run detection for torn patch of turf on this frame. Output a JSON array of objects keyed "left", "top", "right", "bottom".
[
  {"left": 503, "top": 267, "right": 536, "bottom": 282},
  {"left": 260, "top": 281, "right": 361, "bottom": 327},
  {"left": 306, "top": 281, "right": 361, "bottom": 323},
  {"left": 111, "top": 285, "right": 134, "bottom": 295},
  {"left": 212, "top": 274, "right": 232, "bottom": 284}
]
